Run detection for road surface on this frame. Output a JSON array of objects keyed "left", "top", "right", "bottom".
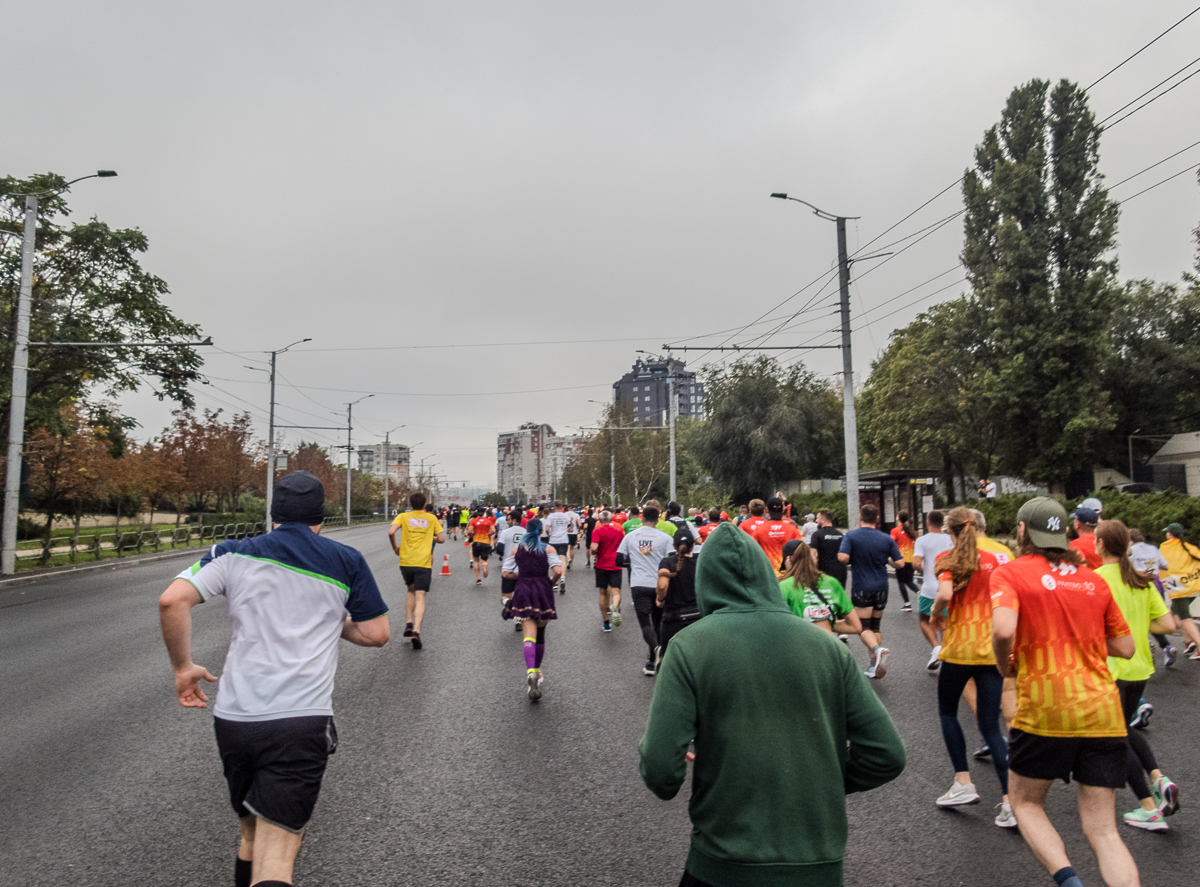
[{"left": 2, "top": 525, "right": 1196, "bottom": 885}]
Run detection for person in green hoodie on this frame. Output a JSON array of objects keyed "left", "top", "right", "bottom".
[{"left": 639, "top": 521, "right": 906, "bottom": 887}]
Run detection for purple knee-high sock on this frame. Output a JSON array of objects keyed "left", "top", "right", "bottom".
[
  {"left": 523, "top": 637, "right": 537, "bottom": 670},
  {"left": 535, "top": 643, "right": 545, "bottom": 668}
]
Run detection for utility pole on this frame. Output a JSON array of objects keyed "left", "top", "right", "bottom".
[
  {"left": 344, "top": 395, "right": 373, "bottom": 526},
  {"left": 835, "top": 217, "right": 859, "bottom": 530},
  {"left": 261, "top": 339, "right": 311, "bottom": 528},
  {"left": 668, "top": 354, "right": 677, "bottom": 503},
  {"left": 610, "top": 451, "right": 616, "bottom": 507}
]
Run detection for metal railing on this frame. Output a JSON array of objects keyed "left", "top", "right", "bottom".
[{"left": 15, "top": 522, "right": 267, "bottom": 566}]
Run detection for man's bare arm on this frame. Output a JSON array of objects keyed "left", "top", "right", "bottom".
[
  {"left": 158, "top": 579, "right": 217, "bottom": 708},
  {"left": 341, "top": 614, "right": 390, "bottom": 648}
]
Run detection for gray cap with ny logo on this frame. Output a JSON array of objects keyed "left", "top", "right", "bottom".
[{"left": 1016, "top": 497, "right": 1070, "bottom": 549}]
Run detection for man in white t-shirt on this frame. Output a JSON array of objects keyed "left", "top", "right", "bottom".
[
  {"left": 497, "top": 519, "right": 528, "bottom": 630},
  {"left": 984, "top": 479, "right": 998, "bottom": 499},
  {"left": 543, "top": 501, "right": 574, "bottom": 593},
  {"left": 617, "top": 505, "right": 673, "bottom": 676},
  {"left": 801, "top": 513, "right": 818, "bottom": 544},
  {"left": 912, "top": 509, "right": 954, "bottom": 670}
]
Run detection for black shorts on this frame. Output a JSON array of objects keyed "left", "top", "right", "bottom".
[
  {"left": 501, "top": 577, "right": 517, "bottom": 596},
  {"left": 595, "top": 568, "right": 623, "bottom": 590},
  {"left": 851, "top": 586, "right": 889, "bottom": 611},
  {"left": 400, "top": 566, "right": 432, "bottom": 591},
  {"left": 552, "top": 542, "right": 569, "bottom": 556},
  {"left": 1008, "top": 729, "right": 1127, "bottom": 788},
  {"left": 567, "top": 534, "right": 578, "bottom": 546},
  {"left": 472, "top": 543, "right": 492, "bottom": 559},
  {"left": 214, "top": 715, "right": 336, "bottom": 833}
]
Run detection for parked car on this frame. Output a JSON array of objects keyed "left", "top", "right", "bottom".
[{"left": 1100, "top": 482, "right": 1163, "bottom": 496}]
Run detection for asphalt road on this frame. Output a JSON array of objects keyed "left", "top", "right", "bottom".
[{"left": 2, "top": 526, "right": 1197, "bottom": 886}]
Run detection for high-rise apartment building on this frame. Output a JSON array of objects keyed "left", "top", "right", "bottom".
[
  {"left": 356, "top": 442, "right": 410, "bottom": 481},
  {"left": 497, "top": 423, "right": 584, "bottom": 504},
  {"left": 612, "top": 355, "right": 703, "bottom": 425}
]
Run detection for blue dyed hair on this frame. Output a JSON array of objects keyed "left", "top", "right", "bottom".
[{"left": 521, "top": 518, "right": 547, "bottom": 553}]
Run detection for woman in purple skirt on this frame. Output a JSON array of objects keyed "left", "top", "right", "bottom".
[{"left": 503, "top": 518, "right": 563, "bottom": 701}]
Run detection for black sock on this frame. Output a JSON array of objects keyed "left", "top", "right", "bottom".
[
  {"left": 1053, "top": 866, "right": 1083, "bottom": 887},
  {"left": 235, "top": 858, "right": 251, "bottom": 887},
  {"left": 1153, "top": 633, "right": 1170, "bottom": 649}
]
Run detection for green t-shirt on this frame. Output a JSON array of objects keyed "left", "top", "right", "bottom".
[
  {"left": 1097, "top": 562, "right": 1169, "bottom": 682},
  {"left": 779, "top": 574, "right": 852, "bottom": 625},
  {"left": 624, "top": 518, "right": 642, "bottom": 534}
]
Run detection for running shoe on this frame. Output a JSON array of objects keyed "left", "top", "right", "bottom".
[
  {"left": 1163, "top": 645, "right": 1177, "bottom": 667},
  {"left": 611, "top": 607, "right": 622, "bottom": 628},
  {"left": 1152, "top": 775, "right": 1179, "bottom": 816},
  {"left": 838, "top": 633, "right": 849, "bottom": 644},
  {"left": 1185, "top": 641, "right": 1197, "bottom": 657},
  {"left": 973, "top": 744, "right": 992, "bottom": 760},
  {"left": 1122, "top": 807, "right": 1167, "bottom": 831},
  {"left": 514, "top": 620, "right": 523, "bottom": 632},
  {"left": 873, "top": 647, "right": 891, "bottom": 679},
  {"left": 567, "top": 561, "right": 572, "bottom": 571},
  {"left": 602, "top": 621, "right": 612, "bottom": 632},
  {"left": 1130, "top": 698, "right": 1153, "bottom": 729},
  {"left": 526, "top": 671, "right": 542, "bottom": 702},
  {"left": 642, "top": 660, "right": 656, "bottom": 676},
  {"left": 501, "top": 603, "right": 512, "bottom": 621},
  {"left": 927, "top": 645, "right": 942, "bottom": 670},
  {"left": 411, "top": 633, "right": 422, "bottom": 650},
  {"left": 558, "top": 578, "right": 566, "bottom": 595},
  {"left": 403, "top": 622, "right": 414, "bottom": 638},
  {"left": 900, "top": 603, "right": 913, "bottom": 612},
  {"left": 936, "top": 781, "right": 980, "bottom": 806},
  {"left": 475, "top": 579, "right": 482, "bottom": 586},
  {"left": 654, "top": 645, "right": 663, "bottom": 670},
  {"left": 863, "top": 663, "right": 878, "bottom": 679},
  {"left": 994, "top": 803, "right": 1018, "bottom": 828}
]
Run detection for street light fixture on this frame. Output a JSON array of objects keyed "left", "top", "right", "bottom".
[
  {"left": 258, "top": 338, "right": 312, "bottom": 525},
  {"left": 3, "top": 171, "right": 118, "bottom": 574},
  {"left": 344, "top": 395, "right": 374, "bottom": 526},
  {"left": 380, "top": 424, "right": 406, "bottom": 519}
]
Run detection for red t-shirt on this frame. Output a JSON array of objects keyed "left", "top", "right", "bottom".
[
  {"left": 469, "top": 517, "right": 495, "bottom": 544},
  {"left": 591, "top": 522, "right": 625, "bottom": 571},
  {"left": 990, "top": 554, "right": 1130, "bottom": 738},
  {"left": 750, "top": 519, "right": 802, "bottom": 573},
  {"left": 740, "top": 516, "right": 768, "bottom": 538},
  {"left": 938, "top": 550, "right": 1001, "bottom": 665},
  {"left": 1070, "top": 533, "right": 1102, "bottom": 569},
  {"left": 698, "top": 522, "right": 719, "bottom": 543},
  {"left": 890, "top": 526, "right": 915, "bottom": 563}
]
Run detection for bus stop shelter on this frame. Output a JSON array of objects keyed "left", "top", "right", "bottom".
[{"left": 846, "top": 468, "right": 939, "bottom": 533}]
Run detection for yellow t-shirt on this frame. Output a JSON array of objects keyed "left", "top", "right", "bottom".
[
  {"left": 976, "top": 535, "right": 1014, "bottom": 564},
  {"left": 1097, "top": 563, "right": 1169, "bottom": 682},
  {"left": 391, "top": 510, "right": 443, "bottom": 569}
]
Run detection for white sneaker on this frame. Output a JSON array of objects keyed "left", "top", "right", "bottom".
[
  {"left": 927, "top": 645, "right": 942, "bottom": 671},
  {"left": 873, "top": 647, "right": 891, "bottom": 679},
  {"left": 936, "top": 780, "right": 980, "bottom": 807},
  {"left": 994, "top": 803, "right": 1017, "bottom": 828}
]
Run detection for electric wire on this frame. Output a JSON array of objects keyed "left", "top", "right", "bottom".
[
  {"left": 1108, "top": 138, "right": 1200, "bottom": 188},
  {"left": 1101, "top": 59, "right": 1200, "bottom": 129},
  {"left": 1085, "top": 5, "right": 1200, "bottom": 90}
]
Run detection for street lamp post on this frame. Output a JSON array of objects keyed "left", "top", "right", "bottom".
[
  {"left": 2, "top": 171, "right": 117, "bottom": 575},
  {"left": 771, "top": 193, "right": 862, "bottom": 529},
  {"left": 381, "top": 425, "right": 406, "bottom": 519},
  {"left": 345, "top": 395, "right": 373, "bottom": 526},
  {"left": 260, "top": 339, "right": 311, "bottom": 527}
]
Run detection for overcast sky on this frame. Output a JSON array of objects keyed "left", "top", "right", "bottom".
[{"left": 9, "top": 1, "right": 1200, "bottom": 488}]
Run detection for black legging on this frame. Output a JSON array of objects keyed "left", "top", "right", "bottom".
[
  {"left": 631, "top": 587, "right": 662, "bottom": 659},
  {"left": 895, "top": 563, "right": 918, "bottom": 604},
  {"left": 937, "top": 662, "right": 1008, "bottom": 792},
  {"left": 1116, "top": 679, "right": 1159, "bottom": 802}
]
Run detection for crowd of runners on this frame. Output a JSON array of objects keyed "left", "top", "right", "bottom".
[{"left": 158, "top": 471, "right": 1200, "bottom": 887}]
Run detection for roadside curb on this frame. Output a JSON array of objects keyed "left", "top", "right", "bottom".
[{"left": 0, "top": 522, "right": 382, "bottom": 590}]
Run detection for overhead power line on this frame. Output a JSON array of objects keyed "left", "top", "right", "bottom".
[{"left": 1085, "top": 5, "right": 1200, "bottom": 90}]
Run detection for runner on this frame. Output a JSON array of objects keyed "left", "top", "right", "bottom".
[
  {"left": 990, "top": 497, "right": 1138, "bottom": 887},
  {"left": 1068, "top": 506, "right": 1102, "bottom": 569},
  {"left": 800, "top": 512, "right": 818, "bottom": 544},
  {"left": 890, "top": 511, "right": 918, "bottom": 612},
  {"left": 696, "top": 508, "right": 722, "bottom": 547},
  {"left": 544, "top": 500, "right": 572, "bottom": 593},
  {"left": 913, "top": 509, "right": 954, "bottom": 669},
  {"left": 1129, "top": 528, "right": 1176, "bottom": 668},
  {"left": 656, "top": 532, "right": 700, "bottom": 658},
  {"left": 497, "top": 516, "right": 527, "bottom": 631},
  {"left": 388, "top": 490, "right": 446, "bottom": 650},
  {"left": 739, "top": 499, "right": 769, "bottom": 538},
  {"left": 748, "top": 497, "right": 802, "bottom": 576},
  {"left": 967, "top": 508, "right": 1018, "bottom": 759},
  {"left": 590, "top": 510, "right": 625, "bottom": 631},
  {"left": 927, "top": 507, "right": 1012, "bottom": 826},
  {"left": 1094, "top": 519, "right": 1180, "bottom": 831},
  {"left": 810, "top": 510, "right": 847, "bottom": 589},
  {"left": 778, "top": 539, "right": 861, "bottom": 636},
  {"left": 582, "top": 507, "right": 599, "bottom": 567},
  {"left": 458, "top": 506, "right": 469, "bottom": 540},
  {"left": 646, "top": 499, "right": 677, "bottom": 538},
  {"left": 467, "top": 508, "right": 496, "bottom": 586},
  {"left": 617, "top": 505, "right": 673, "bottom": 676},
  {"left": 1159, "top": 522, "right": 1200, "bottom": 659},
  {"left": 734, "top": 504, "right": 749, "bottom": 526},
  {"left": 565, "top": 506, "right": 582, "bottom": 570},
  {"left": 502, "top": 518, "right": 563, "bottom": 702},
  {"left": 838, "top": 504, "right": 904, "bottom": 678},
  {"left": 622, "top": 505, "right": 641, "bottom": 534},
  {"left": 158, "top": 471, "right": 389, "bottom": 887}
]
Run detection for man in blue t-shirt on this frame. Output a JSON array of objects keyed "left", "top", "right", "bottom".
[{"left": 838, "top": 503, "right": 903, "bottom": 679}]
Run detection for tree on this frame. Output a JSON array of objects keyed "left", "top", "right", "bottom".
[
  {"left": 480, "top": 492, "right": 508, "bottom": 508},
  {"left": 0, "top": 174, "right": 205, "bottom": 437},
  {"left": 557, "top": 402, "right": 672, "bottom": 506},
  {"left": 859, "top": 299, "right": 998, "bottom": 502},
  {"left": 960, "top": 79, "right": 1119, "bottom": 487},
  {"left": 691, "top": 357, "right": 843, "bottom": 502}
]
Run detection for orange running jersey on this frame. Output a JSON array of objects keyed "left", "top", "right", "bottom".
[
  {"left": 890, "top": 526, "right": 915, "bottom": 563},
  {"left": 938, "top": 550, "right": 1000, "bottom": 665},
  {"left": 1070, "top": 533, "right": 1102, "bottom": 569},
  {"left": 469, "top": 517, "right": 495, "bottom": 544},
  {"left": 740, "top": 517, "right": 768, "bottom": 538},
  {"left": 990, "top": 555, "right": 1130, "bottom": 738},
  {"left": 750, "top": 519, "right": 803, "bottom": 573}
]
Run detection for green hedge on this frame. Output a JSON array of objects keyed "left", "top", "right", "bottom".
[
  {"left": 785, "top": 493, "right": 849, "bottom": 529},
  {"left": 976, "top": 491, "right": 1200, "bottom": 544}
]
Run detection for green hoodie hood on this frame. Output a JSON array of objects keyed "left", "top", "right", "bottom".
[{"left": 695, "top": 521, "right": 791, "bottom": 617}]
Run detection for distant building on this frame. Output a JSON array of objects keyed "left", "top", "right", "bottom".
[
  {"left": 497, "top": 423, "right": 584, "bottom": 504},
  {"left": 1147, "top": 431, "right": 1199, "bottom": 495},
  {"left": 356, "top": 442, "right": 410, "bottom": 481},
  {"left": 612, "top": 355, "right": 703, "bottom": 425}
]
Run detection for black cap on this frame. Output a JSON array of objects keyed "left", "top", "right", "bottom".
[
  {"left": 767, "top": 496, "right": 784, "bottom": 514},
  {"left": 271, "top": 471, "right": 326, "bottom": 525}
]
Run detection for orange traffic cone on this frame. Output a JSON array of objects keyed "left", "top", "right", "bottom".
[{"left": 440, "top": 554, "right": 452, "bottom": 576}]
